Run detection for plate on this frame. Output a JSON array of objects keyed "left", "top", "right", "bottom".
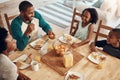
[
  {"left": 13, "top": 54, "right": 28, "bottom": 62},
  {"left": 13, "top": 54, "right": 30, "bottom": 69},
  {"left": 88, "top": 52, "right": 106, "bottom": 64},
  {"left": 18, "top": 62, "right": 30, "bottom": 69},
  {"left": 65, "top": 71, "right": 85, "bottom": 80},
  {"left": 58, "top": 34, "right": 76, "bottom": 44},
  {"left": 29, "top": 38, "right": 45, "bottom": 49}
]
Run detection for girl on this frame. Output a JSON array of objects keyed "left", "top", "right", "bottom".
[{"left": 72, "top": 8, "right": 98, "bottom": 48}]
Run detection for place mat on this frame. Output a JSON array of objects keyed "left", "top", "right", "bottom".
[{"left": 41, "top": 49, "right": 84, "bottom": 76}]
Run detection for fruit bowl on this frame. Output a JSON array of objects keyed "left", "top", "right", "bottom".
[{"left": 53, "top": 40, "right": 69, "bottom": 57}]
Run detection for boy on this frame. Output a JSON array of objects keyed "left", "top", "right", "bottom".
[{"left": 90, "top": 28, "right": 120, "bottom": 59}]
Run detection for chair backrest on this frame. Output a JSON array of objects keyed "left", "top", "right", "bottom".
[
  {"left": 95, "top": 20, "right": 113, "bottom": 42},
  {"left": 4, "top": 13, "right": 17, "bottom": 34},
  {"left": 70, "top": 8, "right": 81, "bottom": 36}
]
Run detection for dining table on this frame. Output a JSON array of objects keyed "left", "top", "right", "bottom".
[{"left": 9, "top": 22, "right": 120, "bottom": 80}]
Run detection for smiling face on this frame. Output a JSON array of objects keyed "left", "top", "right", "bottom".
[
  {"left": 21, "top": 6, "right": 34, "bottom": 22},
  {"left": 5, "top": 34, "right": 16, "bottom": 52},
  {"left": 107, "top": 31, "right": 119, "bottom": 45},
  {"left": 81, "top": 10, "right": 91, "bottom": 24}
]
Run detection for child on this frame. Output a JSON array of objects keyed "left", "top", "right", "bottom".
[
  {"left": 90, "top": 28, "right": 120, "bottom": 59},
  {"left": 72, "top": 8, "right": 98, "bottom": 48}
]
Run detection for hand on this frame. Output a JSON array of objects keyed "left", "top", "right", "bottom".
[
  {"left": 48, "top": 31, "right": 55, "bottom": 39},
  {"left": 89, "top": 42, "right": 97, "bottom": 52},
  {"left": 24, "top": 23, "right": 35, "bottom": 36},
  {"left": 71, "top": 42, "right": 79, "bottom": 48}
]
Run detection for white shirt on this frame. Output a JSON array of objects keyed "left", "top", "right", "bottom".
[{"left": 0, "top": 54, "right": 18, "bottom": 80}]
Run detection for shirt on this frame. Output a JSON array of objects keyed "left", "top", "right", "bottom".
[
  {"left": 95, "top": 40, "right": 120, "bottom": 59},
  {"left": 0, "top": 54, "right": 18, "bottom": 80},
  {"left": 11, "top": 11, "right": 52, "bottom": 50},
  {"left": 74, "top": 21, "right": 91, "bottom": 40}
]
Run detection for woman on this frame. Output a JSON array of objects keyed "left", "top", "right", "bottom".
[{"left": 0, "top": 27, "right": 30, "bottom": 80}]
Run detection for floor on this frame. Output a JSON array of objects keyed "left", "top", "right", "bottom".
[{"left": 0, "top": 0, "right": 61, "bottom": 28}]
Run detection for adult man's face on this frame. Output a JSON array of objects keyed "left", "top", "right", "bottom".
[{"left": 22, "top": 6, "right": 34, "bottom": 22}]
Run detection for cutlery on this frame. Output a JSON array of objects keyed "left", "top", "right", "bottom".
[{"left": 23, "top": 53, "right": 32, "bottom": 62}]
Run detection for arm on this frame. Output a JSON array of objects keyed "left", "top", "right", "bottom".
[
  {"left": 89, "top": 42, "right": 98, "bottom": 52},
  {"left": 90, "top": 40, "right": 107, "bottom": 52},
  {"left": 72, "top": 24, "right": 94, "bottom": 48},
  {"left": 34, "top": 11, "right": 55, "bottom": 39},
  {"left": 4, "top": 67, "right": 18, "bottom": 80},
  {"left": 34, "top": 11, "right": 52, "bottom": 33},
  {"left": 11, "top": 19, "right": 30, "bottom": 51}
]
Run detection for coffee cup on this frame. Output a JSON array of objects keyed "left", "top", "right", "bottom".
[{"left": 31, "top": 61, "right": 39, "bottom": 71}]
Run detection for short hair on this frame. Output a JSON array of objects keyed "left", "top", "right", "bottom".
[
  {"left": 111, "top": 28, "right": 120, "bottom": 39},
  {"left": 0, "top": 27, "right": 8, "bottom": 53},
  {"left": 82, "top": 8, "right": 98, "bottom": 24},
  {"left": 19, "top": 1, "right": 33, "bottom": 12}
]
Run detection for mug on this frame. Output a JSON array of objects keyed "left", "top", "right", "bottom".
[{"left": 31, "top": 61, "right": 39, "bottom": 71}]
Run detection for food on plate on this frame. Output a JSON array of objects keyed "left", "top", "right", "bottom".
[
  {"left": 16, "top": 60, "right": 24, "bottom": 67},
  {"left": 64, "top": 34, "right": 72, "bottom": 42},
  {"left": 33, "top": 40, "right": 45, "bottom": 49},
  {"left": 91, "top": 53, "right": 98, "bottom": 60},
  {"left": 68, "top": 74, "right": 80, "bottom": 80},
  {"left": 54, "top": 44, "right": 67, "bottom": 56},
  {"left": 34, "top": 45, "right": 42, "bottom": 49},
  {"left": 36, "top": 40, "right": 44, "bottom": 45}
]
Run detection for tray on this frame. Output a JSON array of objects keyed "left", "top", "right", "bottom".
[{"left": 41, "top": 50, "right": 84, "bottom": 76}]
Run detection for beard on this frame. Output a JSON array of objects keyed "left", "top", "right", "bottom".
[{"left": 24, "top": 15, "right": 33, "bottom": 23}]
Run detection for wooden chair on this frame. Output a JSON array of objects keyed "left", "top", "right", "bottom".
[
  {"left": 4, "top": 13, "right": 17, "bottom": 34},
  {"left": 69, "top": 8, "right": 81, "bottom": 36},
  {"left": 95, "top": 20, "right": 113, "bottom": 42}
]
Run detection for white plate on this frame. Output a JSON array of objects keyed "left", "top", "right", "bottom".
[
  {"left": 88, "top": 52, "right": 106, "bottom": 64},
  {"left": 18, "top": 62, "right": 30, "bottom": 69},
  {"left": 65, "top": 71, "right": 85, "bottom": 80},
  {"left": 13, "top": 54, "right": 30, "bottom": 69},
  {"left": 13, "top": 54, "right": 28, "bottom": 62},
  {"left": 58, "top": 34, "right": 76, "bottom": 44},
  {"left": 29, "top": 38, "right": 45, "bottom": 49}
]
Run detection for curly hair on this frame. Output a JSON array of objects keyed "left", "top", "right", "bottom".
[
  {"left": 0, "top": 27, "right": 8, "bottom": 53},
  {"left": 82, "top": 8, "right": 98, "bottom": 24},
  {"left": 19, "top": 1, "right": 33, "bottom": 12}
]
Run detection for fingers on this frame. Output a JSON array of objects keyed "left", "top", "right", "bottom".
[
  {"left": 48, "top": 31, "right": 55, "bottom": 39},
  {"left": 24, "top": 23, "right": 35, "bottom": 36}
]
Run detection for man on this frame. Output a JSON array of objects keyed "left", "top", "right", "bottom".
[{"left": 11, "top": 1, "right": 55, "bottom": 51}]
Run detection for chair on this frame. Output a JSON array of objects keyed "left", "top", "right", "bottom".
[
  {"left": 4, "top": 13, "right": 17, "bottom": 34},
  {"left": 69, "top": 8, "right": 81, "bottom": 36},
  {"left": 95, "top": 20, "right": 113, "bottom": 42}
]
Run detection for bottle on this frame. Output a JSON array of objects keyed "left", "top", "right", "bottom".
[{"left": 63, "top": 51, "right": 73, "bottom": 68}]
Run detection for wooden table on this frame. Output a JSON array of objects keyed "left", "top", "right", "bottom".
[{"left": 9, "top": 23, "right": 120, "bottom": 80}]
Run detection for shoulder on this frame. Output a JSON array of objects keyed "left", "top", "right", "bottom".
[
  {"left": 0, "top": 54, "right": 17, "bottom": 70},
  {"left": 34, "top": 11, "right": 42, "bottom": 18},
  {"left": 88, "top": 23, "right": 94, "bottom": 30},
  {"left": 11, "top": 15, "right": 22, "bottom": 26}
]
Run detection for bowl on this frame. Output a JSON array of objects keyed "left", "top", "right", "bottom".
[{"left": 53, "top": 40, "right": 69, "bottom": 56}]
